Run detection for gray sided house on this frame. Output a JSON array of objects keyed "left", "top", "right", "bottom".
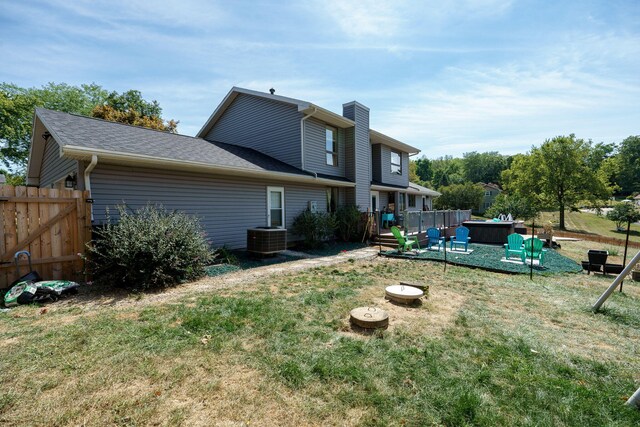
[
  {"left": 27, "top": 87, "right": 439, "bottom": 249},
  {"left": 477, "top": 183, "right": 502, "bottom": 215}
]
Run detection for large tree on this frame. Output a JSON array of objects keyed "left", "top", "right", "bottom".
[
  {"left": 502, "top": 135, "right": 611, "bottom": 229},
  {"left": 412, "top": 156, "right": 433, "bottom": 184},
  {"left": 91, "top": 89, "right": 178, "bottom": 132},
  {"left": 613, "top": 136, "right": 640, "bottom": 195},
  {"left": 433, "top": 182, "right": 484, "bottom": 210},
  {"left": 606, "top": 203, "right": 640, "bottom": 231},
  {"left": 462, "top": 151, "right": 508, "bottom": 185},
  {"left": 1, "top": 82, "right": 108, "bottom": 174},
  {"left": 1, "top": 82, "right": 177, "bottom": 181},
  {"left": 430, "top": 156, "right": 464, "bottom": 188}
]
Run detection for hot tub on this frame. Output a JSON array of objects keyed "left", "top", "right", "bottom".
[{"left": 462, "top": 220, "right": 516, "bottom": 244}]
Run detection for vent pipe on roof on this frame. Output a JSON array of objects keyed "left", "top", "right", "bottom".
[{"left": 269, "top": 88, "right": 275, "bottom": 95}]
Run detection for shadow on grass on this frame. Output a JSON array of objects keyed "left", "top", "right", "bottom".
[{"left": 594, "top": 305, "right": 640, "bottom": 329}]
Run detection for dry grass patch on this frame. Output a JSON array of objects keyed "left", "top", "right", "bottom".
[{"left": 1, "top": 242, "right": 640, "bottom": 426}]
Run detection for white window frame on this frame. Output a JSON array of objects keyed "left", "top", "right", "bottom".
[
  {"left": 391, "top": 151, "right": 402, "bottom": 175},
  {"left": 485, "top": 190, "right": 491, "bottom": 196},
  {"left": 325, "top": 126, "right": 338, "bottom": 166},
  {"left": 267, "top": 186, "right": 285, "bottom": 228}
]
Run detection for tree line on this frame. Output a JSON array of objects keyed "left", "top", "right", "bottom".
[
  {"left": 1, "top": 82, "right": 178, "bottom": 184},
  {"left": 411, "top": 135, "right": 640, "bottom": 229}
]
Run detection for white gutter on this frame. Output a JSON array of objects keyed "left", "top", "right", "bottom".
[
  {"left": 300, "top": 107, "right": 318, "bottom": 177},
  {"left": 61, "top": 146, "right": 355, "bottom": 188},
  {"left": 83, "top": 154, "right": 98, "bottom": 193}
]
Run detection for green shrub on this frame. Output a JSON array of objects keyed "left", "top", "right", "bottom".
[
  {"left": 212, "top": 246, "right": 239, "bottom": 265},
  {"left": 292, "top": 210, "right": 336, "bottom": 248},
  {"left": 87, "top": 205, "right": 213, "bottom": 290},
  {"left": 485, "top": 193, "right": 540, "bottom": 220},
  {"left": 335, "top": 205, "right": 361, "bottom": 242}
]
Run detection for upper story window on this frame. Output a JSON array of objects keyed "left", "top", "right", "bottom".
[
  {"left": 485, "top": 190, "right": 492, "bottom": 196},
  {"left": 326, "top": 127, "right": 338, "bottom": 166},
  {"left": 391, "top": 151, "right": 402, "bottom": 175}
]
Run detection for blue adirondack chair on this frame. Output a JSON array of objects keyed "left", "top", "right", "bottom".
[
  {"left": 521, "top": 237, "right": 546, "bottom": 265},
  {"left": 504, "top": 233, "right": 524, "bottom": 260},
  {"left": 425, "top": 227, "right": 444, "bottom": 250},
  {"left": 450, "top": 226, "right": 470, "bottom": 251},
  {"left": 390, "top": 226, "right": 420, "bottom": 252}
]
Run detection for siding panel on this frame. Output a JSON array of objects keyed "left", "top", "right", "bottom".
[
  {"left": 40, "top": 137, "right": 78, "bottom": 187},
  {"left": 343, "top": 103, "right": 371, "bottom": 209},
  {"left": 379, "top": 145, "right": 409, "bottom": 187},
  {"left": 204, "top": 94, "right": 302, "bottom": 168},
  {"left": 90, "top": 164, "right": 329, "bottom": 249},
  {"left": 371, "top": 144, "right": 382, "bottom": 182},
  {"left": 303, "top": 118, "right": 346, "bottom": 177}
]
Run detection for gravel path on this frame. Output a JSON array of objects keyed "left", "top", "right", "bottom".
[{"left": 59, "top": 247, "right": 380, "bottom": 311}]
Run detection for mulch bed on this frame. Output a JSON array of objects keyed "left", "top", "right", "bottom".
[{"left": 380, "top": 243, "right": 583, "bottom": 275}]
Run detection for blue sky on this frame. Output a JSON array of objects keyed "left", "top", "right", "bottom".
[{"left": 1, "top": 0, "right": 638, "bottom": 158}]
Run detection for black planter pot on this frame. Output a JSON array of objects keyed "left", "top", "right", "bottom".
[{"left": 604, "top": 263, "right": 624, "bottom": 275}]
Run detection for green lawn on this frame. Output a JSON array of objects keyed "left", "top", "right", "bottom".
[
  {"left": 535, "top": 210, "right": 640, "bottom": 243},
  {"left": 1, "top": 241, "right": 640, "bottom": 426}
]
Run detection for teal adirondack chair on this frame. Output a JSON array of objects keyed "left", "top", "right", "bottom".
[
  {"left": 504, "top": 233, "right": 525, "bottom": 260},
  {"left": 426, "top": 227, "right": 445, "bottom": 250},
  {"left": 521, "top": 237, "right": 547, "bottom": 265},
  {"left": 390, "top": 226, "right": 420, "bottom": 252},
  {"left": 450, "top": 226, "right": 470, "bottom": 251}
]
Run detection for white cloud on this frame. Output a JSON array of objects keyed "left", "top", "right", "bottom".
[
  {"left": 317, "top": 0, "right": 407, "bottom": 39},
  {"left": 372, "top": 42, "right": 640, "bottom": 157}
]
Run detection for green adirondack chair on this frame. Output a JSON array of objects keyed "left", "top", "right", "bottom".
[
  {"left": 390, "top": 226, "right": 420, "bottom": 252},
  {"left": 504, "top": 233, "right": 524, "bottom": 260},
  {"left": 521, "top": 237, "right": 547, "bottom": 266}
]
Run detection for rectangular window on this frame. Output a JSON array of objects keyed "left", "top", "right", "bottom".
[
  {"left": 408, "top": 194, "right": 416, "bottom": 208},
  {"left": 325, "top": 127, "right": 338, "bottom": 166},
  {"left": 485, "top": 190, "right": 491, "bottom": 196},
  {"left": 326, "top": 187, "right": 339, "bottom": 213},
  {"left": 267, "top": 186, "right": 285, "bottom": 228},
  {"left": 391, "top": 151, "right": 401, "bottom": 174}
]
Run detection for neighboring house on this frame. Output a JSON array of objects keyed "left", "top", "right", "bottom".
[
  {"left": 477, "top": 183, "right": 502, "bottom": 215},
  {"left": 634, "top": 194, "right": 640, "bottom": 207},
  {"left": 26, "top": 87, "right": 439, "bottom": 249}
]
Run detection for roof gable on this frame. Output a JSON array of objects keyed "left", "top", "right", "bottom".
[
  {"left": 196, "top": 87, "right": 354, "bottom": 138},
  {"left": 29, "top": 108, "right": 354, "bottom": 187}
]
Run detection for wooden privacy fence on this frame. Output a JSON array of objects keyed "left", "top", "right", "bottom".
[{"left": 0, "top": 185, "right": 91, "bottom": 288}]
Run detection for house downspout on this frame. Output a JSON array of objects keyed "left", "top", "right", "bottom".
[
  {"left": 300, "top": 107, "right": 318, "bottom": 178},
  {"left": 84, "top": 155, "right": 98, "bottom": 221},
  {"left": 84, "top": 155, "right": 98, "bottom": 193}
]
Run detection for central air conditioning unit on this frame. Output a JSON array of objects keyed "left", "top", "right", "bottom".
[{"left": 246, "top": 227, "right": 287, "bottom": 254}]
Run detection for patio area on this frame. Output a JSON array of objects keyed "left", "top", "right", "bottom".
[{"left": 380, "top": 243, "right": 583, "bottom": 275}]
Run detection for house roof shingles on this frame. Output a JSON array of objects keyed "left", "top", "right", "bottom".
[{"left": 36, "top": 108, "right": 322, "bottom": 178}]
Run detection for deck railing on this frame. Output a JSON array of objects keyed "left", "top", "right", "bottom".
[{"left": 369, "top": 209, "right": 472, "bottom": 236}]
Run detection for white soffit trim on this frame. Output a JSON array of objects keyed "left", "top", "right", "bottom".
[
  {"left": 61, "top": 146, "right": 356, "bottom": 188},
  {"left": 370, "top": 129, "right": 420, "bottom": 155},
  {"left": 299, "top": 104, "right": 354, "bottom": 129},
  {"left": 371, "top": 184, "right": 408, "bottom": 192}
]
